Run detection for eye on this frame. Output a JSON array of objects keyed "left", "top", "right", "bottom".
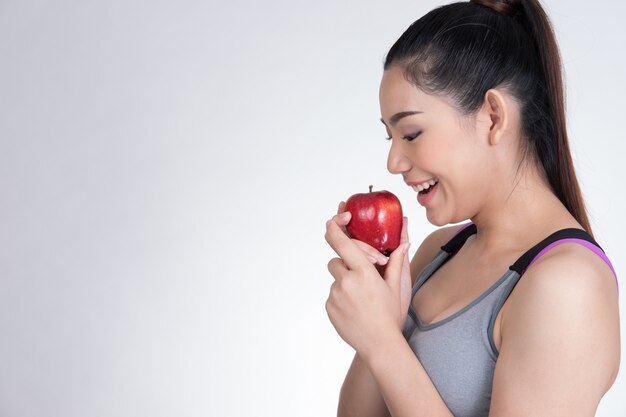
[
  {"left": 384, "top": 131, "right": 422, "bottom": 141},
  {"left": 403, "top": 131, "right": 421, "bottom": 141}
]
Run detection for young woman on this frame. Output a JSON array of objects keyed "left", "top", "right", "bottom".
[{"left": 324, "top": 1, "right": 620, "bottom": 416}]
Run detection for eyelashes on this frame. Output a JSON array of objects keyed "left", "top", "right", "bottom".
[{"left": 385, "top": 131, "right": 422, "bottom": 142}]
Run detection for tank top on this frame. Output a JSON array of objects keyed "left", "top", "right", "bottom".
[{"left": 402, "top": 223, "right": 617, "bottom": 417}]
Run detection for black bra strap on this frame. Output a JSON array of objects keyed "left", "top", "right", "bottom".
[
  {"left": 509, "top": 228, "right": 602, "bottom": 274},
  {"left": 439, "top": 224, "right": 602, "bottom": 276},
  {"left": 441, "top": 223, "right": 478, "bottom": 254}
]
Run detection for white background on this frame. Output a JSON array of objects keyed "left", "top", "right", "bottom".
[{"left": 0, "top": 0, "right": 624, "bottom": 416}]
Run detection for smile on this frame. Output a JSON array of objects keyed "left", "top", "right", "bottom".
[{"left": 410, "top": 178, "right": 438, "bottom": 193}]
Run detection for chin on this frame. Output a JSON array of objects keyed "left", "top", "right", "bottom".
[
  {"left": 425, "top": 210, "right": 449, "bottom": 227},
  {"left": 426, "top": 208, "right": 470, "bottom": 228}
]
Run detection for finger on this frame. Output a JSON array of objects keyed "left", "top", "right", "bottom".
[
  {"left": 400, "top": 216, "right": 409, "bottom": 245},
  {"left": 327, "top": 257, "right": 348, "bottom": 281},
  {"left": 384, "top": 242, "right": 410, "bottom": 297},
  {"left": 325, "top": 219, "right": 370, "bottom": 271},
  {"left": 399, "top": 244, "right": 412, "bottom": 318},
  {"left": 353, "top": 239, "right": 389, "bottom": 265},
  {"left": 331, "top": 211, "right": 351, "bottom": 228},
  {"left": 334, "top": 202, "right": 349, "bottom": 233}
]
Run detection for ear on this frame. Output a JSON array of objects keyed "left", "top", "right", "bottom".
[{"left": 482, "top": 89, "right": 509, "bottom": 146}]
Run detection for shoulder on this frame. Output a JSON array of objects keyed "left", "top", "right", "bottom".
[
  {"left": 491, "top": 241, "right": 620, "bottom": 414},
  {"left": 506, "top": 241, "right": 618, "bottom": 316},
  {"left": 503, "top": 241, "right": 619, "bottom": 352},
  {"left": 409, "top": 223, "right": 468, "bottom": 284},
  {"left": 503, "top": 242, "right": 619, "bottom": 355}
]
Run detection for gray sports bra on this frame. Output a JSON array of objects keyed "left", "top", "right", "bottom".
[{"left": 402, "top": 223, "right": 616, "bottom": 417}]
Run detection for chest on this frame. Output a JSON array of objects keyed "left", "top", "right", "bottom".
[{"left": 412, "top": 250, "right": 515, "bottom": 326}]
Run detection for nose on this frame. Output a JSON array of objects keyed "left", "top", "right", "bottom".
[{"left": 387, "top": 139, "right": 411, "bottom": 175}]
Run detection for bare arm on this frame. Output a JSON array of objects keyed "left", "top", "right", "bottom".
[
  {"left": 336, "top": 224, "right": 462, "bottom": 417},
  {"left": 488, "top": 244, "right": 620, "bottom": 416},
  {"left": 338, "top": 354, "right": 391, "bottom": 417},
  {"left": 362, "top": 331, "right": 455, "bottom": 417}
]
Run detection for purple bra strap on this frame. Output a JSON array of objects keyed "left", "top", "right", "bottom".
[
  {"left": 451, "top": 222, "right": 475, "bottom": 239},
  {"left": 527, "top": 238, "right": 618, "bottom": 290}
]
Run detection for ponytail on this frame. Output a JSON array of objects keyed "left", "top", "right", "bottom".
[
  {"left": 517, "top": 0, "right": 593, "bottom": 235},
  {"left": 384, "top": 0, "right": 593, "bottom": 235}
]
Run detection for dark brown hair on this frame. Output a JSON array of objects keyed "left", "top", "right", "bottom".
[{"left": 384, "top": 0, "right": 593, "bottom": 235}]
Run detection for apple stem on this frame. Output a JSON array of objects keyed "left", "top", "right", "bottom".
[{"left": 369, "top": 185, "right": 373, "bottom": 193}]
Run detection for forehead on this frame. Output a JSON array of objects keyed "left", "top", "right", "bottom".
[
  {"left": 379, "top": 66, "right": 417, "bottom": 105},
  {"left": 379, "top": 66, "right": 456, "bottom": 122}
]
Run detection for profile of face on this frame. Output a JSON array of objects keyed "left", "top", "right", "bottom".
[{"left": 379, "top": 66, "right": 514, "bottom": 226}]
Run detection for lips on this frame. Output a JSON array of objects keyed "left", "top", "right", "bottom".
[
  {"left": 416, "top": 181, "right": 438, "bottom": 206},
  {"left": 406, "top": 177, "right": 439, "bottom": 206}
]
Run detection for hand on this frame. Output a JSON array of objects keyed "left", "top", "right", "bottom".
[
  {"left": 324, "top": 213, "right": 411, "bottom": 357},
  {"left": 332, "top": 201, "right": 389, "bottom": 266}
]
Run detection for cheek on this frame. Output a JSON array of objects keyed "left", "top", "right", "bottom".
[
  {"left": 447, "top": 155, "right": 495, "bottom": 216},
  {"left": 411, "top": 137, "right": 452, "bottom": 168},
  {"left": 439, "top": 140, "right": 489, "bottom": 201},
  {"left": 413, "top": 145, "right": 437, "bottom": 166}
]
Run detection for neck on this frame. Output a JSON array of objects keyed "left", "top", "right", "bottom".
[{"left": 469, "top": 163, "right": 580, "bottom": 253}]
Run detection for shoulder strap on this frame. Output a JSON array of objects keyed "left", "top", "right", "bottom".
[
  {"left": 410, "top": 223, "right": 476, "bottom": 293},
  {"left": 441, "top": 223, "right": 477, "bottom": 254},
  {"left": 440, "top": 224, "right": 609, "bottom": 276},
  {"left": 509, "top": 228, "right": 602, "bottom": 275}
]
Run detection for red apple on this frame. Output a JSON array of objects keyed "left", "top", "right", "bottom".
[{"left": 344, "top": 185, "right": 403, "bottom": 256}]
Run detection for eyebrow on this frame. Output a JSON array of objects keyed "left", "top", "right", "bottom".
[{"left": 380, "top": 111, "right": 423, "bottom": 127}]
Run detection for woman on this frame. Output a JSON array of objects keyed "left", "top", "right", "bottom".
[{"left": 324, "top": 0, "right": 620, "bottom": 416}]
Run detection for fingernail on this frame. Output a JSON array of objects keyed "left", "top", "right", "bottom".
[
  {"left": 339, "top": 211, "right": 350, "bottom": 220},
  {"left": 368, "top": 256, "right": 378, "bottom": 264}
]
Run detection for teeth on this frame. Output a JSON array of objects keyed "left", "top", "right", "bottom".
[{"left": 411, "top": 179, "right": 438, "bottom": 192}]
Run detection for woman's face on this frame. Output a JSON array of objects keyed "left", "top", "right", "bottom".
[{"left": 379, "top": 66, "right": 497, "bottom": 226}]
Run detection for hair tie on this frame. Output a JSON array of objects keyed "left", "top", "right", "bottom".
[{"left": 470, "top": 0, "right": 521, "bottom": 17}]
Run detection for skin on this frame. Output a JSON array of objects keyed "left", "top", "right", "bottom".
[{"left": 325, "top": 65, "right": 620, "bottom": 416}]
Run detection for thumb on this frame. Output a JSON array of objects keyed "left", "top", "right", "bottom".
[{"left": 383, "top": 242, "right": 410, "bottom": 297}]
